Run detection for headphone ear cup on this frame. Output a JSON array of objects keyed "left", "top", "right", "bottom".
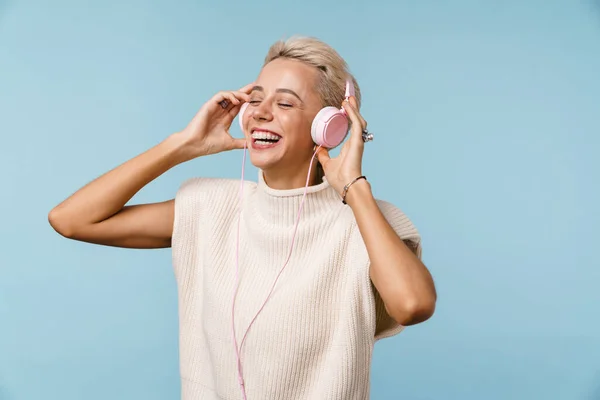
[
  {"left": 311, "top": 107, "right": 349, "bottom": 148},
  {"left": 238, "top": 102, "right": 249, "bottom": 132}
]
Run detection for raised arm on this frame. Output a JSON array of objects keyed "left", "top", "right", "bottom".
[
  {"left": 48, "top": 85, "right": 253, "bottom": 249},
  {"left": 49, "top": 137, "right": 182, "bottom": 248}
]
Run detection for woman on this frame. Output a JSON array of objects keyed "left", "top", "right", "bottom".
[{"left": 49, "top": 36, "right": 437, "bottom": 399}]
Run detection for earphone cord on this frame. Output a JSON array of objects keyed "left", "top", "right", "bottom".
[{"left": 231, "top": 142, "right": 322, "bottom": 399}]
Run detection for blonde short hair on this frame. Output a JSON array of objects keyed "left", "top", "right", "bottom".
[{"left": 263, "top": 36, "right": 361, "bottom": 109}]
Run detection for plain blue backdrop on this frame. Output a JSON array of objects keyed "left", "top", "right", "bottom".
[{"left": 1, "top": 0, "right": 599, "bottom": 399}]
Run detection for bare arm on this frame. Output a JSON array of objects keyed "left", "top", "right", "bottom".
[
  {"left": 48, "top": 84, "right": 253, "bottom": 249},
  {"left": 346, "top": 181, "right": 437, "bottom": 326},
  {"left": 48, "top": 135, "right": 185, "bottom": 248}
]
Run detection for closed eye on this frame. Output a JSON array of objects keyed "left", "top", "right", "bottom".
[{"left": 248, "top": 100, "right": 293, "bottom": 108}]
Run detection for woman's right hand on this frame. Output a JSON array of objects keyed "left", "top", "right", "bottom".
[{"left": 173, "top": 82, "right": 254, "bottom": 162}]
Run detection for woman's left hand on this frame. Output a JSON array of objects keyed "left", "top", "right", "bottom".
[{"left": 316, "top": 96, "right": 369, "bottom": 197}]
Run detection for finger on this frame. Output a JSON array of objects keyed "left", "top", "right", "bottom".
[
  {"left": 227, "top": 103, "right": 243, "bottom": 118},
  {"left": 211, "top": 93, "right": 233, "bottom": 111},
  {"left": 228, "top": 137, "right": 247, "bottom": 150},
  {"left": 348, "top": 96, "right": 367, "bottom": 129},
  {"left": 222, "top": 91, "right": 252, "bottom": 112},
  {"left": 231, "top": 90, "right": 251, "bottom": 102},
  {"left": 342, "top": 100, "right": 366, "bottom": 144},
  {"left": 315, "top": 146, "right": 331, "bottom": 166},
  {"left": 220, "top": 91, "right": 241, "bottom": 107},
  {"left": 238, "top": 82, "right": 256, "bottom": 93},
  {"left": 214, "top": 91, "right": 242, "bottom": 110}
]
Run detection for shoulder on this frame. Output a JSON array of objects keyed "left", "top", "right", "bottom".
[
  {"left": 374, "top": 199, "right": 418, "bottom": 235},
  {"left": 375, "top": 198, "right": 422, "bottom": 258},
  {"left": 174, "top": 177, "right": 256, "bottom": 222}
]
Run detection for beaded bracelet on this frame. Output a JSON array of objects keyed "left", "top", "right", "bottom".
[{"left": 342, "top": 176, "right": 367, "bottom": 204}]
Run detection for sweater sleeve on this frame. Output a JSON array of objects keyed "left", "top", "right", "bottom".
[{"left": 373, "top": 200, "right": 423, "bottom": 341}]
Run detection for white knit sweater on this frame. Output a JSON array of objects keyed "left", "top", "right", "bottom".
[{"left": 171, "top": 170, "right": 422, "bottom": 400}]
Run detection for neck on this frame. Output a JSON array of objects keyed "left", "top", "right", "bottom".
[{"left": 262, "top": 158, "right": 323, "bottom": 190}]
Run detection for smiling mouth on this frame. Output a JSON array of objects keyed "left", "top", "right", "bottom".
[{"left": 251, "top": 129, "right": 282, "bottom": 147}]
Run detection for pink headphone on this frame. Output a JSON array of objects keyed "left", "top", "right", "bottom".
[{"left": 238, "top": 79, "right": 356, "bottom": 148}]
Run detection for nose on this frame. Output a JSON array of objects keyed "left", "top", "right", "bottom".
[{"left": 252, "top": 101, "right": 273, "bottom": 122}]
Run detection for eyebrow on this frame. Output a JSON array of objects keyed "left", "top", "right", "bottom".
[{"left": 251, "top": 85, "right": 303, "bottom": 102}]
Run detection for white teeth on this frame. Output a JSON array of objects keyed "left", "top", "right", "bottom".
[{"left": 251, "top": 131, "right": 281, "bottom": 141}]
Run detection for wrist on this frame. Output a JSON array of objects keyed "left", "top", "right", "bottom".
[
  {"left": 161, "top": 133, "right": 195, "bottom": 166},
  {"left": 163, "top": 132, "right": 205, "bottom": 165},
  {"left": 344, "top": 178, "right": 373, "bottom": 208}
]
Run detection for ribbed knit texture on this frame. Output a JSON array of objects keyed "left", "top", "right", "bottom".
[{"left": 171, "top": 171, "right": 422, "bottom": 400}]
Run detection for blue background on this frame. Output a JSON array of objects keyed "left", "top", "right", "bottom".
[{"left": 1, "top": 0, "right": 599, "bottom": 399}]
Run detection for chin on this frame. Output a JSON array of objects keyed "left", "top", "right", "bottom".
[{"left": 248, "top": 150, "right": 283, "bottom": 171}]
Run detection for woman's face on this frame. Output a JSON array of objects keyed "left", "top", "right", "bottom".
[{"left": 242, "top": 58, "right": 323, "bottom": 174}]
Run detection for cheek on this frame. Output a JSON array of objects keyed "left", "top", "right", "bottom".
[{"left": 280, "top": 112, "right": 315, "bottom": 146}]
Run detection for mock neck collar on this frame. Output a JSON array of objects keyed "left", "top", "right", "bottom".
[
  {"left": 248, "top": 170, "right": 342, "bottom": 227},
  {"left": 257, "top": 169, "right": 331, "bottom": 197}
]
